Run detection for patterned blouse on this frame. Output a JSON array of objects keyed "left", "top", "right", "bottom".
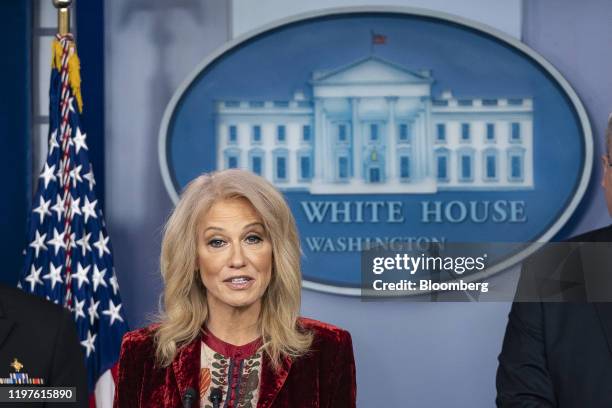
[{"left": 199, "top": 329, "right": 263, "bottom": 408}]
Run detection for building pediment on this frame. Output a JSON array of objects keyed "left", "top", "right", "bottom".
[{"left": 312, "top": 56, "right": 432, "bottom": 85}]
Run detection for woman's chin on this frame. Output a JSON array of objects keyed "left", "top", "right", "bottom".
[{"left": 219, "top": 292, "right": 261, "bottom": 310}]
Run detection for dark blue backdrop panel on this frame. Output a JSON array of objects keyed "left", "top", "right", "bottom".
[
  {"left": 0, "top": 1, "right": 31, "bottom": 285},
  {"left": 76, "top": 0, "right": 105, "bottom": 212}
]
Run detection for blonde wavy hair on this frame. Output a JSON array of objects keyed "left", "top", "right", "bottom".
[{"left": 154, "top": 169, "right": 312, "bottom": 369}]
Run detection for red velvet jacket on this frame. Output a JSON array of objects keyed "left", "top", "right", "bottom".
[{"left": 113, "top": 317, "right": 356, "bottom": 407}]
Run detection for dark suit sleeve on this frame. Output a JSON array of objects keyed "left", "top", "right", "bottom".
[
  {"left": 113, "top": 332, "right": 145, "bottom": 408},
  {"left": 496, "top": 302, "right": 556, "bottom": 407},
  {"left": 46, "top": 308, "right": 88, "bottom": 408},
  {"left": 329, "top": 330, "right": 357, "bottom": 408}
]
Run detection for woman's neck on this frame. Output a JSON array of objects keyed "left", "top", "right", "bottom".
[{"left": 205, "top": 300, "right": 261, "bottom": 346}]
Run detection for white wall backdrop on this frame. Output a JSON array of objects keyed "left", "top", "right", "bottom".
[{"left": 231, "top": 0, "right": 522, "bottom": 39}]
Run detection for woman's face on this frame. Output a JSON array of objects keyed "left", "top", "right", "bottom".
[{"left": 197, "top": 197, "right": 273, "bottom": 313}]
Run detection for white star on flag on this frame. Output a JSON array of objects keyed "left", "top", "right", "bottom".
[
  {"left": 71, "top": 197, "right": 84, "bottom": 219},
  {"left": 73, "top": 127, "right": 88, "bottom": 153},
  {"left": 51, "top": 194, "right": 64, "bottom": 221},
  {"left": 83, "top": 169, "right": 95, "bottom": 190},
  {"left": 33, "top": 196, "right": 51, "bottom": 223},
  {"left": 80, "top": 331, "right": 97, "bottom": 358},
  {"left": 56, "top": 158, "right": 67, "bottom": 181},
  {"left": 68, "top": 96, "right": 76, "bottom": 113},
  {"left": 93, "top": 232, "right": 110, "bottom": 258},
  {"left": 92, "top": 265, "right": 108, "bottom": 292},
  {"left": 25, "top": 265, "right": 43, "bottom": 291},
  {"left": 102, "top": 300, "right": 124, "bottom": 326},
  {"left": 76, "top": 232, "right": 92, "bottom": 256},
  {"left": 81, "top": 197, "right": 98, "bottom": 223},
  {"left": 73, "top": 298, "right": 86, "bottom": 321},
  {"left": 70, "top": 196, "right": 82, "bottom": 217},
  {"left": 47, "top": 228, "right": 67, "bottom": 255},
  {"left": 88, "top": 300, "right": 100, "bottom": 325},
  {"left": 39, "top": 162, "right": 56, "bottom": 189},
  {"left": 109, "top": 273, "right": 120, "bottom": 296},
  {"left": 48, "top": 130, "right": 59, "bottom": 154},
  {"left": 68, "top": 232, "right": 76, "bottom": 251},
  {"left": 42, "top": 263, "right": 63, "bottom": 290},
  {"left": 73, "top": 263, "right": 90, "bottom": 289},
  {"left": 70, "top": 164, "right": 83, "bottom": 187},
  {"left": 29, "top": 231, "right": 47, "bottom": 258}
]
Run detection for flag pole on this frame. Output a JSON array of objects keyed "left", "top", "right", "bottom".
[{"left": 52, "top": 0, "right": 72, "bottom": 35}]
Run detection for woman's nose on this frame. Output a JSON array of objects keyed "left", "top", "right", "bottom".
[{"left": 229, "top": 242, "right": 247, "bottom": 268}]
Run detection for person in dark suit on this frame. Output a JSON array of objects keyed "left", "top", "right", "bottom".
[
  {"left": 0, "top": 284, "right": 88, "bottom": 407},
  {"left": 496, "top": 115, "right": 612, "bottom": 407}
]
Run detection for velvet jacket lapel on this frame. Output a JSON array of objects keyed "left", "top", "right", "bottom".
[
  {"left": 257, "top": 354, "right": 292, "bottom": 408},
  {"left": 172, "top": 334, "right": 202, "bottom": 407},
  {"left": 594, "top": 303, "right": 612, "bottom": 356}
]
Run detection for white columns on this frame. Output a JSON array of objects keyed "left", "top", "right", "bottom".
[
  {"left": 418, "top": 110, "right": 427, "bottom": 179},
  {"left": 423, "top": 96, "right": 433, "bottom": 180},
  {"left": 323, "top": 110, "right": 331, "bottom": 182},
  {"left": 351, "top": 97, "right": 361, "bottom": 181},
  {"left": 387, "top": 97, "right": 398, "bottom": 183},
  {"left": 314, "top": 98, "right": 324, "bottom": 183}
]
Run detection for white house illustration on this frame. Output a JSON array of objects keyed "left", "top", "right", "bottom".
[{"left": 215, "top": 56, "right": 533, "bottom": 194}]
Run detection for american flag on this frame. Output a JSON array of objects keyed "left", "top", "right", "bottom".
[
  {"left": 371, "top": 31, "right": 387, "bottom": 45},
  {"left": 18, "top": 34, "right": 128, "bottom": 407}
]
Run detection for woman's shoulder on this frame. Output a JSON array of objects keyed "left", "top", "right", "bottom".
[
  {"left": 298, "top": 317, "right": 352, "bottom": 347},
  {"left": 120, "top": 323, "right": 159, "bottom": 353},
  {"left": 295, "top": 318, "right": 355, "bottom": 379}
]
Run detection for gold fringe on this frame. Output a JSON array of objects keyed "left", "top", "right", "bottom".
[
  {"left": 51, "top": 38, "right": 83, "bottom": 113},
  {"left": 67, "top": 48, "right": 83, "bottom": 113},
  {"left": 52, "top": 39, "right": 63, "bottom": 71}
]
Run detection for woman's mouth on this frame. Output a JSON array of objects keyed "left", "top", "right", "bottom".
[{"left": 223, "top": 276, "right": 254, "bottom": 290}]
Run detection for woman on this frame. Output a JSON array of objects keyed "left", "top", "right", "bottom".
[{"left": 114, "top": 169, "right": 356, "bottom": 408}]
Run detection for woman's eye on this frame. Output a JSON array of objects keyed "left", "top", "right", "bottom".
[
  {"left": 208, "top": 239, "right": 225, "bottom": 248},
  {"left": 245, "top": 235, "right": 262, "bottom": 244}
]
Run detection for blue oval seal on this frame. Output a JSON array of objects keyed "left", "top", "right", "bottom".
[{"left": 159, "top": 7, "right": 592, "bottom": 295}]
